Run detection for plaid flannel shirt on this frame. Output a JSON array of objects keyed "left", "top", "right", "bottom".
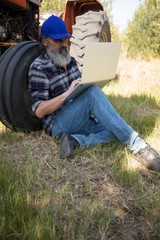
[{"left": 28, "top": 52, "right": 81, "bottom": 135}]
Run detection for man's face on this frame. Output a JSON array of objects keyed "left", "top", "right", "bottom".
[{"left": 45, "top": 37, "right": 71, "bottom": 67}]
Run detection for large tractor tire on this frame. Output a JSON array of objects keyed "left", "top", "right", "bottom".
[
  {"left": 0, "top": 41, "right": 42, "bottom": 131},
  {"left": 70, "top": 10, "right": 111, "bottom": 72}
]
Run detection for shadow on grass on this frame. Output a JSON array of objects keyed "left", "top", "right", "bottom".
[
  {"left": 1, "top": 92, "right": 159, "bottom": 138},
  {"left": 0, "top": 93, "right": 160, "bottom": 239},
  {"left": 75, "top": 92, "right": 160, "bottom": 186}
]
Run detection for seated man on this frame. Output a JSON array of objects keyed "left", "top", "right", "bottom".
[{"left": 28, "top": 15, "right": 160, "bottom": 172}]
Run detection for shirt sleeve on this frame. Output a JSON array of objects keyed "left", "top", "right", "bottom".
[{"left": 28, "top": 63, "right": 50, "bottom": 113}]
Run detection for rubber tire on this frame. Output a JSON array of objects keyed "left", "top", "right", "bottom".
[
  {"left": 70, "top": 10, "right": 111, "bottom": 71},
  {"left": 0, "top": 41, "right": 42, "bottom": 131},
  {"left": 0, "top": 45, "right": 15, "bottom": 126}
]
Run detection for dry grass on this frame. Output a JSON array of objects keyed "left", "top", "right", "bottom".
[
  {"left": 115, "top": 57, "right": 160, "bottom": 99},
  {"left": 0, "top": 56, "right": 160, "bottom": 240}
]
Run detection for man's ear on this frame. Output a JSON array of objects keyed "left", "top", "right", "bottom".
[{"left": 42, "top": 37, "right": 49, "bottom": 47}]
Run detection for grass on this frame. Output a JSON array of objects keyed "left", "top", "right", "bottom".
[{"left": 0, "top": 57, "right": 160, "bottom": 239}]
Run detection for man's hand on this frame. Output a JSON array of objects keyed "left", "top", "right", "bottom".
[{"left": 65, "top": 79, "right": 81, "bottom": 97}]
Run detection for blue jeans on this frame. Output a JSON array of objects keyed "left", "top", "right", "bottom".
[{"left": 52, "top": 86, "right": 142, "bottom": 151}]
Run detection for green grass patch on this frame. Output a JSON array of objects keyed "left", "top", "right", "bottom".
[{"left": 0, "top": 58, "right": 160, "bottom": 239}]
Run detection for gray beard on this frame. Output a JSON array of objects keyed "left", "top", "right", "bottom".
[{"left": 49, "top": 46, "right": 71, "bottom": 67}]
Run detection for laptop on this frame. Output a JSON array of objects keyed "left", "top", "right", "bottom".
[{"left": 65, "top": 42, "right": 121, "bottom": 101}]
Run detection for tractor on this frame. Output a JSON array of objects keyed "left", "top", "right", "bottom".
[{"left": 0, "top": 0, "right": 111, "bottom": 131}]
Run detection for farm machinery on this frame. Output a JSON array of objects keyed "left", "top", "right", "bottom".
[{"left": 0, "top": 0, "right": 111, "bottom": 131}]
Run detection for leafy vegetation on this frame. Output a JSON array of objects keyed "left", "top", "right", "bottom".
[
  {"left": 40, "top": 0, "right": 65, "bottom": 12},
  {"left": 125, "top": 0, "right": 160, "bottom": 58}
]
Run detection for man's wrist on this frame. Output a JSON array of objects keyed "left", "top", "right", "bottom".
[{"left": 62, "top": 91, "right": 68, "bottom": 100}]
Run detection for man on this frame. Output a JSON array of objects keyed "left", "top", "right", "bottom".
[{"left": 29, "top": 15, "right": 160, "bottom": 172}]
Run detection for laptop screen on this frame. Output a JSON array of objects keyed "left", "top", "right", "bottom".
[{"left": 81, "top": 42, "right": 121, "bottom": 83}]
